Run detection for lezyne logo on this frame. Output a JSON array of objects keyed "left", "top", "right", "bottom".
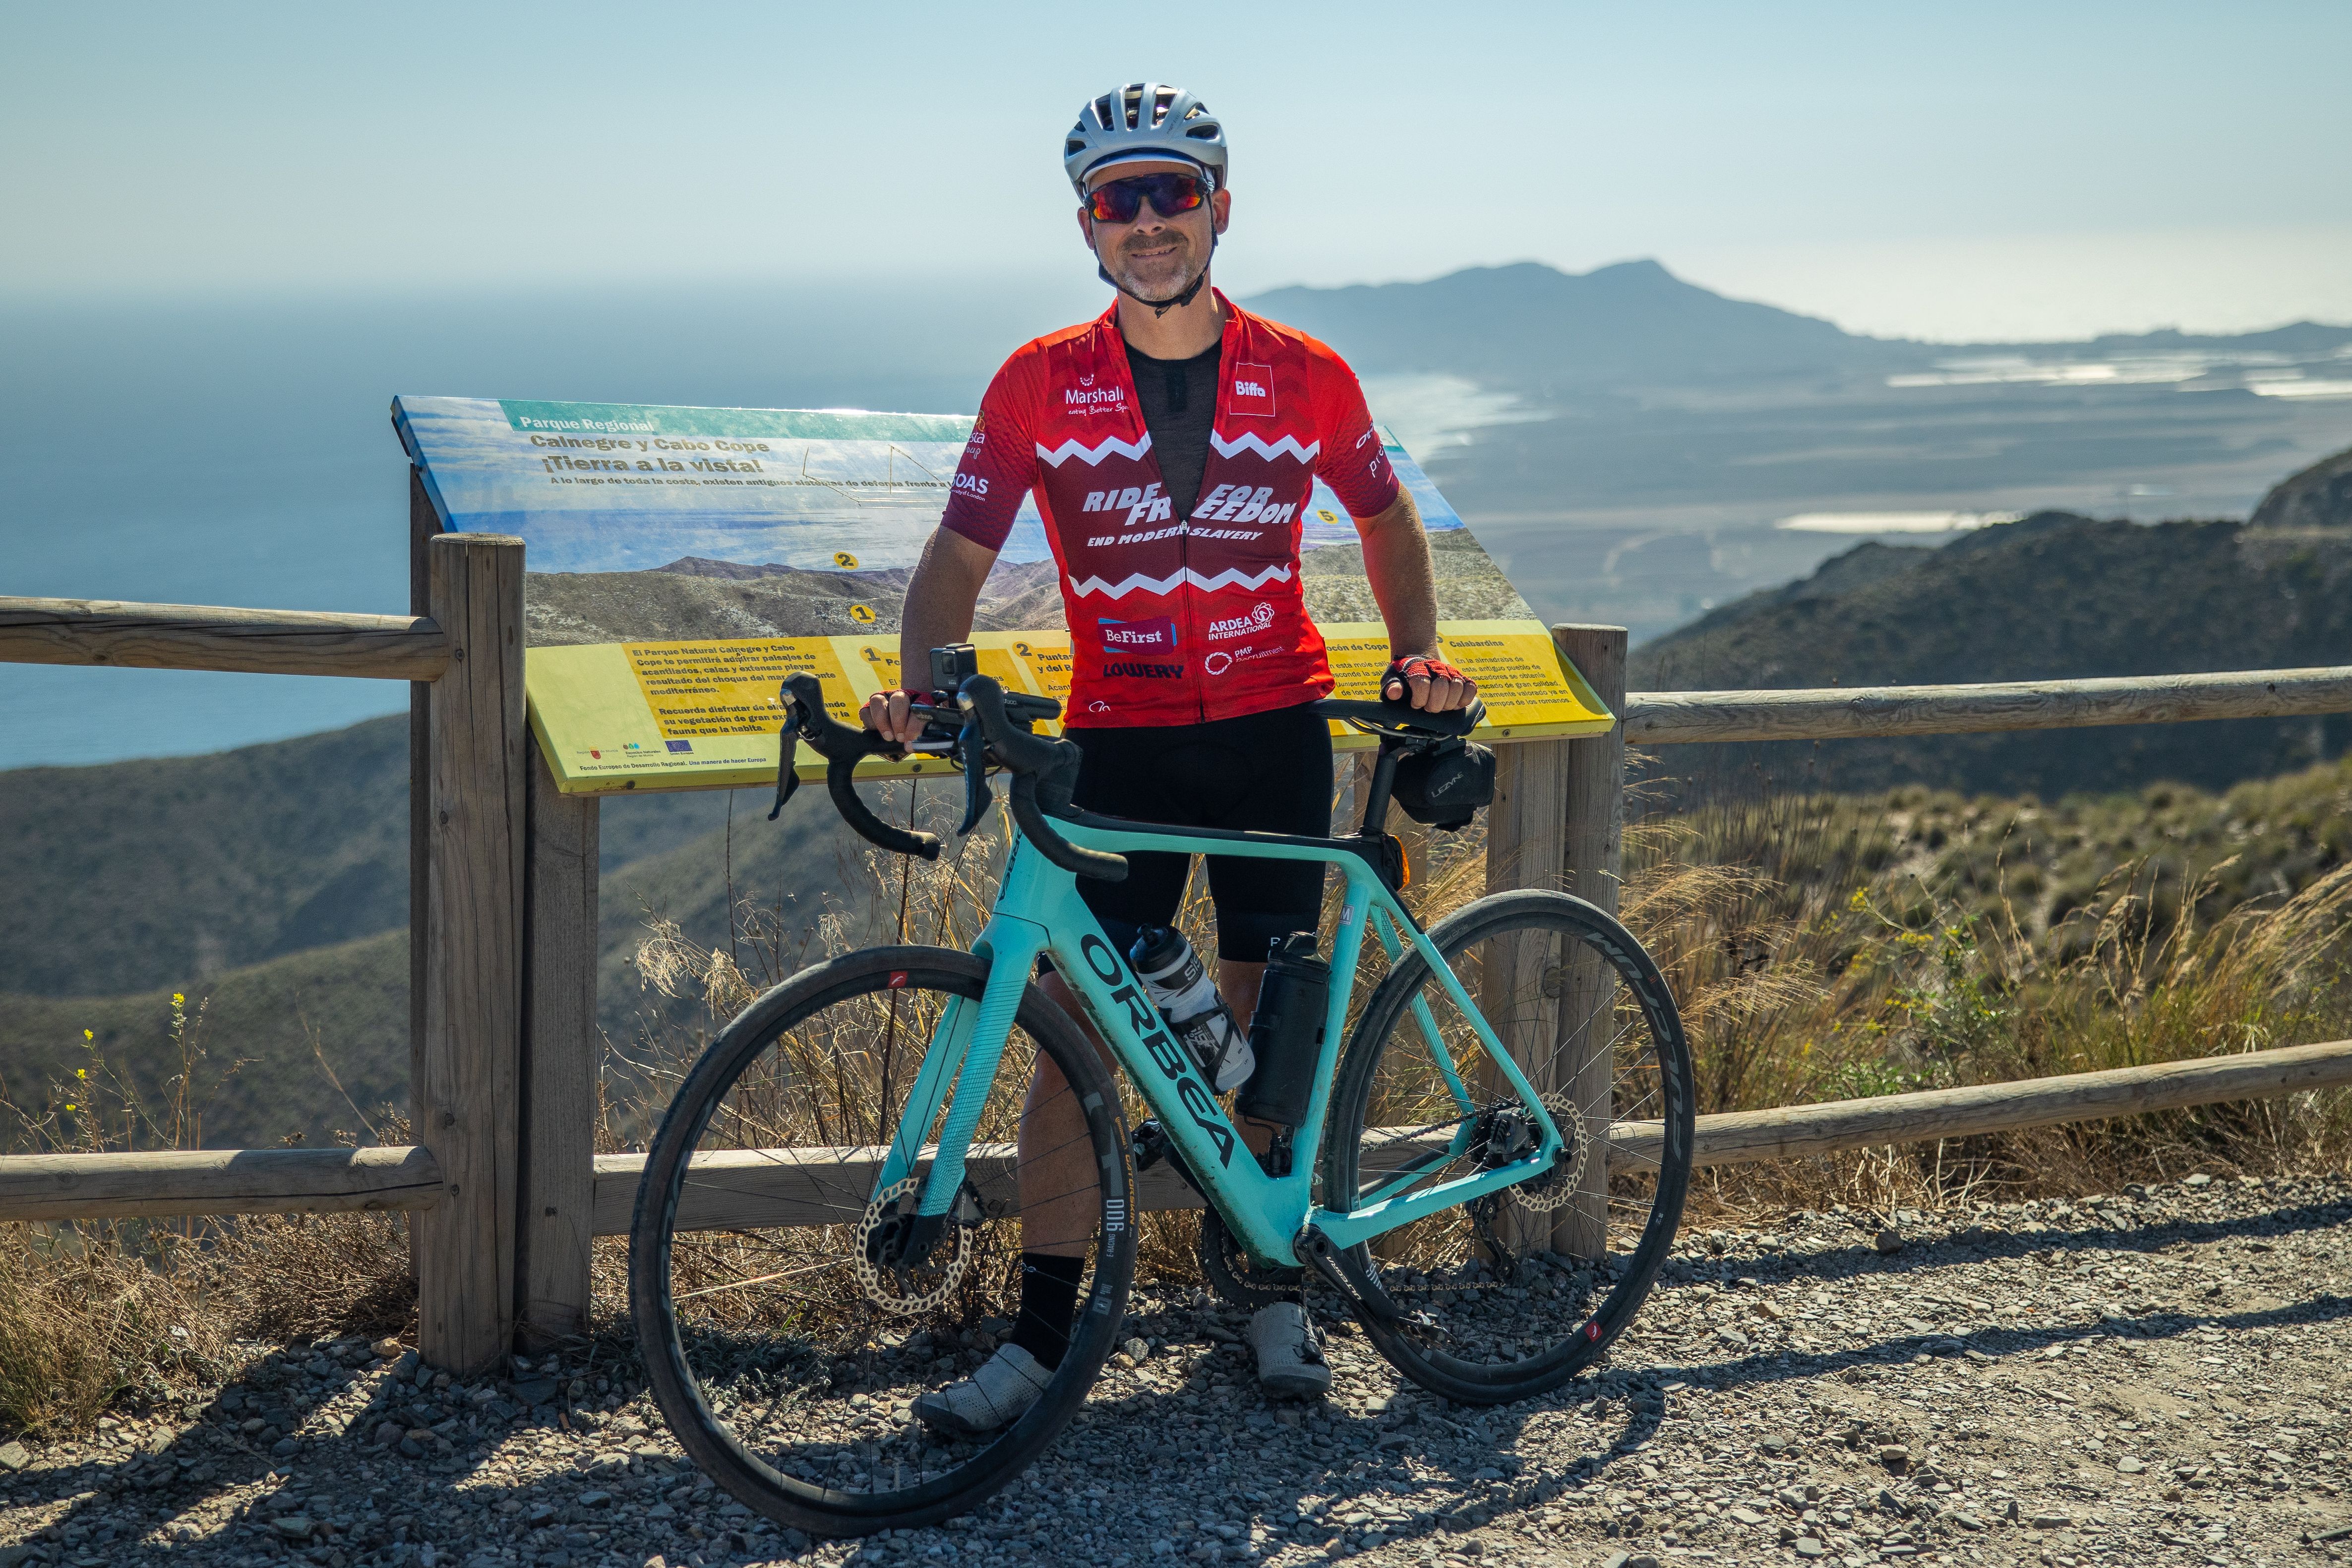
[
  {"left": 1102, "top": 660, "right": 1184, "bottom": 679},
  {"left": 1229, "top": 361, "right": 1275, "bottom": 417},
  {"left": 1097, "top": 615, "right": 1177, "bottom": 653},
  {"left": 1206, "top": 602, "right": 1277, "bottom": 641},
  {"left": 1080, "top": 935, "right": 1235, "bottom": 1167}
]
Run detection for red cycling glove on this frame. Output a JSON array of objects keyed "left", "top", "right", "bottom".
[{"left": 1382, "top": 655, "right": 1473, "bottom": 699}]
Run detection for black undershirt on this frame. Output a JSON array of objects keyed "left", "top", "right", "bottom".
[{"left": 1123, "top": 340, "right": 1221, "bottom": 523}]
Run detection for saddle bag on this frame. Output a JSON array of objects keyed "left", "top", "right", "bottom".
[{"left": 1390, "top": 737, "right": 1497, "bottom": 830}]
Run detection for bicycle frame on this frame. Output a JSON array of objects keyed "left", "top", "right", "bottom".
[{"left": 871, "top": 814, "right": 1567, "bottom": 1270}]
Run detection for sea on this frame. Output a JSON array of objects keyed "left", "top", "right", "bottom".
[{"left": 7, "top": 286, "right": 2347, "bottom": 769}]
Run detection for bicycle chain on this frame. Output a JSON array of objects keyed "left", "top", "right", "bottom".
[{"left": 852, "top": 1176, "right": 971, "bottom": 1316}]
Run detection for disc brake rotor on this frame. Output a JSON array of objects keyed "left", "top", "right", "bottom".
[
  {"left": 1507, "top": 1090, "right": 1592, "bottom": 1214},
  {"left": 852, "top": 1176, "right": 972, "bottom": 1315}
]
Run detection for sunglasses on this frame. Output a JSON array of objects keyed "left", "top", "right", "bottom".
[{"left": 1084, "top": 171, "right": 1212, "bottom": 225}]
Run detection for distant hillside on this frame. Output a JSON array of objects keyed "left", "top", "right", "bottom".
[
  {"left": 2254, "top": 442, "right": 2352, "bottom": 530},
  {"left": 1632, "top": 511, "right": 2352, "bottom": 798},
  {"left": 1248, "top": 259, "right": 1907, "bottom": 388},
  {"left": 1243, "top": 259, "right": 2352, "bottom": 392},
  {"left": 0, "top": 777, "right": 880, "bottom": 1149},
  {"left": 0, "top": 717, "right": 735, "bottom": 999}
]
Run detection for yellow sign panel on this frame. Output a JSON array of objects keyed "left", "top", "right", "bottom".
[{"left": 527, "top": 619, "right": 1612, "bottom": 794}]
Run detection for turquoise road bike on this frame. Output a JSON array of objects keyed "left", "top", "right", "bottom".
[{"left": 630, "top": 667, "right": 1695, "bottom": 1537}]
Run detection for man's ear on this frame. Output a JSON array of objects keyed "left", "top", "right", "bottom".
[
  {"left": 1077, "top": 205, "right": 1098, "bottom": 251},
  {"left": 1210, "top": 187, "right": 1232, "bottom": 238}
]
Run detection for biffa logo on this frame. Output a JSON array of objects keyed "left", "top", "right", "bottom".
[
  {"left": 1096, "top": 616, "right": 1177, "bottom": 653},
  {"left": 1229, "top": 362, "right": 1274, "bottom": 418},
  {"left": 1206, "top": 602, "right": 1277, "bottom": 641}
]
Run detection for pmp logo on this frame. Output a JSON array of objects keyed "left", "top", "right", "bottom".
[{"left": 1206, "top": 602, "right": 1277, "bottom": 641}]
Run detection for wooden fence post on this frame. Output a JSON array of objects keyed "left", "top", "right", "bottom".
[
  {"left": 519, "top": 748, "right": 599, "bottom": 1345},
  {"left": 1553, "top": 624, "right": 1627, "bottom": 1261},
  {"left": 1479, "top": 733, "right": 1572, "bottom": 1258},
  {"left": 415, "top": 532, "right": 527, "bottom": 1374}
]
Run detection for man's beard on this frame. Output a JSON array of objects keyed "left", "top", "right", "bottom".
[{"left": 1108, "top": 233, "right": 1204, "bottom": 304}]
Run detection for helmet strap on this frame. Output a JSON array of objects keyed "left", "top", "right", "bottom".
[{"left": 1097, "top": 229, "right": 1218, "bottom": 319}]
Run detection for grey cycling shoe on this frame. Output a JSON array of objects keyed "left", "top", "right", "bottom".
[
  {"left": 911, "top": 1343, "right": 1054, "bottom": 1437},
  {"left": 1249, "top": 1302, "right": 1332, "bottom": 1398}
]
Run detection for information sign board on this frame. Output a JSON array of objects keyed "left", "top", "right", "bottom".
[{"left": 392, "top": 396, "right": 1610, "bottom": 793}]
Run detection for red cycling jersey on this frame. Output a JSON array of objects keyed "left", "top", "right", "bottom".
[{"left": 942, "top": 293, "right": 1400, "bottom": 727}]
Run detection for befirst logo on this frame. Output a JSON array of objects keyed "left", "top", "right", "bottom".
[{"left": 1080, "top": 935, "right": 1235, "bottom": 1167}]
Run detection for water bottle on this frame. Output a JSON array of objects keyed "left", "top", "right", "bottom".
[
  {"left": 1129, "top": 927, "right": 1256, "bottom": 1092},
  {"left": 1237, "top": 933, "right": 1330, "bottom": 1129}
]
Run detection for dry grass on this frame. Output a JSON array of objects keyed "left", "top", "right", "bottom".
[
  {"left": 6, "top": 760, "right": 2346, "bottom": 1436},
  {"left": 0, "top": 995, "right": 414, "bottom": 1437}
]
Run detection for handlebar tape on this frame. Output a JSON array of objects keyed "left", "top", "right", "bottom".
[
  {"left": 959, "top": 677, "right": 1128, "bottom": 883},
  {"left": 778, "top": 673, "right": 943, "bottom": 862}
]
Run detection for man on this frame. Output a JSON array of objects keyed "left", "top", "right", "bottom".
[{"left": 864, "top": 82, "right": 1476, "bottom": 1434}]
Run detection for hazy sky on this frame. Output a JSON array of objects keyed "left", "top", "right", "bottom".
[{"left": 4, "top": 0, "right": 2350, "bottom": 341}]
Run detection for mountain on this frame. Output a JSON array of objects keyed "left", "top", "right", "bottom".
[
  {"left": 1630, "top": 511, "right": 2352, "bottom": 799},
  {"left": 2253, "top": 442, "right": 2352, "bottom": 530},
  {"left": 1247, "top": 259, "right": 1910, "bottom": 389},
  {"left": 1243, "top": 259, "right": 2352, "bottom": 392},
  {"left": 0, "top": 716, "right": 736, "bottom": 1000}
]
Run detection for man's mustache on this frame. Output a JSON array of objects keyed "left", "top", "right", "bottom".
[{"left": 1119, "top": 230, "right": 1191, "bottom": 258}]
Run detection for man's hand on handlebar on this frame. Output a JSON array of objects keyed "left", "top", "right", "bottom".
[
  {"left": 861, "top": 687, "right": 930, "bottom": 745},
  {"left": 1383, "top": 654, "right": 1477, "bottom": 714}
]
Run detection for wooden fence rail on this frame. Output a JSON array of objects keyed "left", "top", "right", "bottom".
[
  {"left": 14, "top": 1038, "right": 2344, "bottom": 1231},
  {"left": 1626, "top": 665, "right": 2352, "bottom": 746},
  {"left": 7, "top": 500, "right": 2352, "bottom": 1378},
  {"left": 0, "top": 596, "right": 450, "bottom": 680}
]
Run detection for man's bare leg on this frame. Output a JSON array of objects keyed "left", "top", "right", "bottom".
[{"left": 1020, "top": 960, "right": 1270, "bottom": 1256}]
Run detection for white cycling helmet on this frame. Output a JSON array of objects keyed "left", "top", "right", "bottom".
[{"left": 1064, "top": 83, "right": 1228, "bottom": 195}]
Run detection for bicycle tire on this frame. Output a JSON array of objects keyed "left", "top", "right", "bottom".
[
  {"left": 629, "top": 945, "right": 1136, "bottom": 1536},
  {"left": 1321, "top": 890, "right": 1693, "bottom": 1405}
]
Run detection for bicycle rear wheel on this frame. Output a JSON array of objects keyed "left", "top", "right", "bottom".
[
  {"left": 1322, "top": 889, "right": 1693, "bottom": 1404},
  {"left": 629, "top": 945, "right": 1135, "bottom": 1536}
]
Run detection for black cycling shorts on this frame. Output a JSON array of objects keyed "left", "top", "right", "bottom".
[{"left": 1065, "top": 701, "right": 1334, "bottom": 963}]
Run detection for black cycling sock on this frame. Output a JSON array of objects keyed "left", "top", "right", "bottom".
[{"left": 1010, "top": 1251, "right": 1088, "bottom": 1371}]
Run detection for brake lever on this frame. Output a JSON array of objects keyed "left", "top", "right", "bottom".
[
  {"left": 766, "top": 691, "right": 805, "bottom": 821},
  {"left": 954, "top": 715, "right": 989, "bottom": 836}
]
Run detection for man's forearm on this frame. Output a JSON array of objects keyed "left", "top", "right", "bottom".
[
  {"left": 897, "top": 527, "right": 999, "bottom": 682},
  {"left": 1356, "top": 490, "right": 1440, "bottom": 658}
]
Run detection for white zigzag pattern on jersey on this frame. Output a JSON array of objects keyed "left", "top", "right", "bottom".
[
  {"left": 1208, "top": 431, "right": 1321, "bottom": 463},
  {"left": 1034, "top": 432, "right": 1153, "bottom": 467},
  {"left": 1066, "top": 563, "right": 1297, "bottom": 600}
]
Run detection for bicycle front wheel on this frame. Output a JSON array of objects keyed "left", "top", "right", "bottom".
[
  {"left": 1323, "top": 889, "right": 1693, "bottom": 1404},
  {"left": 628, "top": 945, "right": 1135, "bottom": 1537}
]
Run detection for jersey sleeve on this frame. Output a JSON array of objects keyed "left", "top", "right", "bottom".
[
  {"left": 1307, "top": 342, "right": 1402, "bottom": 521},
  {"left": 940, "top": 354, "right": 1039, "bottom": 552}
]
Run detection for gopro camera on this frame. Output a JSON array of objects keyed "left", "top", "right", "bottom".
[{"left": 928, "top": 643, "right": 979, "bottom": 697}]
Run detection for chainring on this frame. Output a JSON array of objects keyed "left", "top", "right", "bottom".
[
  {"left": 852, "top": 1176, "right": 972, "bottom": 1316},
  {"left": 1199, "top": 1206, "right": 1304, "bottom": 1312}
]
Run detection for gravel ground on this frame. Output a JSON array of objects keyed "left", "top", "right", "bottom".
[{"left": 3, "top": 1171, "right": 2347, "bottom": 1568}]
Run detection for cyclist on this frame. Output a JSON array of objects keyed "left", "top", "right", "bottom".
[{"left": 864, "top": 82, "right": 1477, "bottom": 1434}]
